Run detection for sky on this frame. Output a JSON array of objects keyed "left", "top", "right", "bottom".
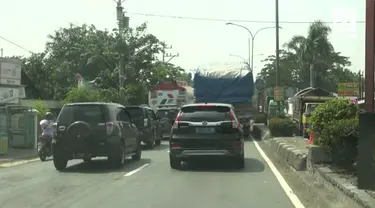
[{"left": 0, "top": 0, "right": 364, "bottom": 77}]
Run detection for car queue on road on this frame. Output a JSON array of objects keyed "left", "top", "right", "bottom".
[{"left": 48, "top": 102, "right": 250, "bottom": 171}]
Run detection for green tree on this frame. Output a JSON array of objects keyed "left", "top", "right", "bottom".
[
  {"left": 257, "top": 20, "right": 356, "bottom": 93},
  {"left": 20, "top": 22, "right": 192, "bottom": 103},
  {"left": 284, "top": 20, "right": 355, "bottom": 91},
  {"left": 64, "top": 87, "right": 102, "bottom": 103},
  {"left": 33, "top": 100, "right": 51, "bottom": 120}
]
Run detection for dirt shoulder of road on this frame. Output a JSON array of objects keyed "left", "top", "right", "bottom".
[
  {"left": 0, "top": 148, "right": 38, "bottom": 165},
  {"left": 257, "top": 139, "right": 362, "bottom": 208},
  {"left": 253, "top": 124, "right": 365, "bottom": 208}
]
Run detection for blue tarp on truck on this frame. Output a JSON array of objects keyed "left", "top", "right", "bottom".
[{"left": 193, "top": 70, "right": 254, "bottom": 103}]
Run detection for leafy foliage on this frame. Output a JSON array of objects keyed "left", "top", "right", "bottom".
[
  {"left": 309, "top": 98, "right": 359, "bottom": 148},
  {"left": 268, "top": 117, "right": 295, "bottom": 137},
  {"left": 253, "top": 113, "right": 267, "bottom": 123},
  {"left": 20, "top": 23, "right": 192, "bottom": 103},
  {"left": 257, "top": 20, "right": 360, "bottom": 92},
  {"left": 33, "top": 100, "right": 51, "bottom": 120}
]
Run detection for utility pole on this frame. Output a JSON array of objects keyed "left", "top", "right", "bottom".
[
  {"left": 116, "top": 0, "right": 129, "bottom": 90},
  {"left": 164, "top": 52, "right": 179, "bottom": 63},
  {"left": 275, "top": 0, "right": 281, "bottom": 111},
  {"left": 0, "top": 48, "right": 3, "bottom": 57},
  {"left": 359, "top": 70, "right": 363, "bottom": 99},
  {"left": 309, "top": 64, "right": 314, "bottom": 87},
  {"left": 162, "top": 42, "right": 172, "bottom": 62}
]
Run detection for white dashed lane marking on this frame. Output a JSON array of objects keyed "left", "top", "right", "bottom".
[{"left": 124, "top": 163, "right": 150, "bottom": 176}]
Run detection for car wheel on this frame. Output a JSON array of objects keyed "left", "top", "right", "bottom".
[
  {"left": 39, "top": 151, "right": 47, "bottom": 162},
  {"left": 132, "top": 139, "right": 142, "bottom": 161},
  {"left": 53, "top": 155, "right": 68, "bottom": 171},
  {"left": 155, "top": 130, "right": 161, "bottom": 146},
  {"left": 109, "top": 142, "right": 125, "bottom": 167},
  {"left": 169, "top": 154, "right": 181, "bottom": 170},
  {"left": 302, "top": 130, "right": 309, "bottom": 138},
  {"left": 235, "top": 155, "right": 245, "bottom": 169},
  {"left": 146, "top": 131, "right": 155, "bottom": 149},
  {"left": 83, "top": 158, "right": 92, "bottom": 163}
]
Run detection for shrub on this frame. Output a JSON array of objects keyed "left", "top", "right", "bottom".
[
  {"left": 309, "top": 98, "right": 359, "bottom": 148},
  {"left": 309, "top": 98, "right": 359, "bottom": 169},
  {"left": 33, "top": 100, "right": 51, "bottom": 120},
  {"left": 253, "top": 113, "right": 267, "bottom": 123},
  {"left": 268, "top": 117, "right": 295, "bottom": 137},
  {"left": 64, "top": 87, "right": 102, "bottom": 103}
]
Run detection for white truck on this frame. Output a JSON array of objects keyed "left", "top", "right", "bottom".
[{"left": 148, "top": 81, "right": 195, "bottom": 111}]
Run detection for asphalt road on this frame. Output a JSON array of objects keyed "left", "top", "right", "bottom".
[{"left": 0, "top": 141, "right": 298, "bottom": 208}]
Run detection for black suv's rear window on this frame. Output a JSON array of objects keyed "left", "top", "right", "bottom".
[
  {"left": 57, "top": 105, "right": 105, "bottom": 124},
  {"left": 126, "top": 107, "right": 144, "bottom": 118},
  {"left": 179, "top": 106, "right": 231, "bottom": 122},
  {"left": 156, "top": 109, "right": 179, "bottom": 119}
]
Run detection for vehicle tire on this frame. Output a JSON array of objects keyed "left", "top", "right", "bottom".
[
  {"left": 109, "top": 142, "right": 125, "bottom": 167},
  {"left": 155, "top": 130, "right": 161, "bottom": 146},
  {"left": 132, "top": 138, "right": 142, "bottom": 161},
  {"left": 235, "top": 155, "right": 245, "bottom": 169},
  {"left": 169, "top": 154, "right": 181, "bottom": 170},
  {"left": 83, "top": 158, "right": 92, "bottom": 163},
  {"left": 53, "top": 155, "right": 68, "bottom": 171},
  {"left": 39, "top": 154, "right": 47, "bottom": 162},
  {"left": 146, "top": 131, "right": 155, "bottom": 149},
  {"left": 302, "top": 130, "right": 309, "bottom": 138}
]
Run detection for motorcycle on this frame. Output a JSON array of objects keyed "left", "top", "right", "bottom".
[{"left": 37, "top": 135, "right": 52, "bottom": 161}]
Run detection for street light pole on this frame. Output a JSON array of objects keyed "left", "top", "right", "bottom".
[{"left": 226, "top": 23, "right": 281, "bottom": 74}]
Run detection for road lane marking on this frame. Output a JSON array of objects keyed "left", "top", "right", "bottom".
[
  {"left": 0, "top": 158, "right": 40, "bottom": 168},
  {"left": 253, "top": 140, "right": 305, "bottom": 208},
  {"left": 124, "top": 163, "right": 150, "bottom": 176}
]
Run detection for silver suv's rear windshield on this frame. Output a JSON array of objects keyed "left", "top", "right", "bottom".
[
  {"left": 57, "top": 105, "right": 105, "bottom": 124},
  {"left": 179, "top": 105, "right": 231, "bottom": 122}
]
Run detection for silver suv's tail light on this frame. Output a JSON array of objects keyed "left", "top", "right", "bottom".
[{"left": 106, "top": 122, "right": 114, "bottom": 135}]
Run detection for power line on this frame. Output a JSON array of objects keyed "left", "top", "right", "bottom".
[
  {"left": 128, "top": 12, "right": 365, "bottom": 24},
  {"left": 0, "top": 35, "right": 34, "bottom": 54}
]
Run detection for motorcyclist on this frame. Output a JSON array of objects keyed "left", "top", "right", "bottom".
[{"left": 39, "top": 112, "right": 54, "bottom": 145}]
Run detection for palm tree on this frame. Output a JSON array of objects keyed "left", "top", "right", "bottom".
[{"left": 284, "top": 20, "right": 334, "bottom": 89}]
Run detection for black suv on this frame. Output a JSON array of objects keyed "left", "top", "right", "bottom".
[
  {"left": 169, "top": 103, "right": 245, "bottom": 169},
  {"left": 156, "top": 107, "right": 179, "bottom": 139},
  {"left": 126, "top": 105, "right": 161, "bottom": 149},
  {"left": 52, "top": 102, "right": 142, "bottom": 170}
]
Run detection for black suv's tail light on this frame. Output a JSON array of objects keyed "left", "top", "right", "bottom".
[
  {"left": 232, "top": 141, "right": 242, "bottom": 149},
  {"left": 170, "top": 142, "right": 181, "bottom": 149}
]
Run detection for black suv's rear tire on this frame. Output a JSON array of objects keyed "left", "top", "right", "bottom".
[
  {"left": 146, "top": 131, "right": 156, "bottom": 149},
  {"left": 132, "top": 139, "right": 142, "bottom": 161},
  {"left": 53, "top": 156, "right": 68, "bottom": 171},
  {"left": 235, "top": 155, "right": 245, "bottom": 169},
  {"left": 169, "top": 154, "right": 181, "bottom": 169},
  {"left": 83, "top": 158, "right": 92, "bottom": 163},
  {"left": 109, "top": 142, "right": 125, "bottom": 167},
  {"left": 155, "top": 137, "right": 161, "bottom": 146}
]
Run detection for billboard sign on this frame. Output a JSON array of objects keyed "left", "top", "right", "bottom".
[
  {"left": 337, "top": 82, "right": 359, "bottom": 97},
  {"left": 0, "top": 58, "right": 22, "bottom": 86},
  {"left": 0, "top": 87, "right": 20, "bottom": 104}
]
